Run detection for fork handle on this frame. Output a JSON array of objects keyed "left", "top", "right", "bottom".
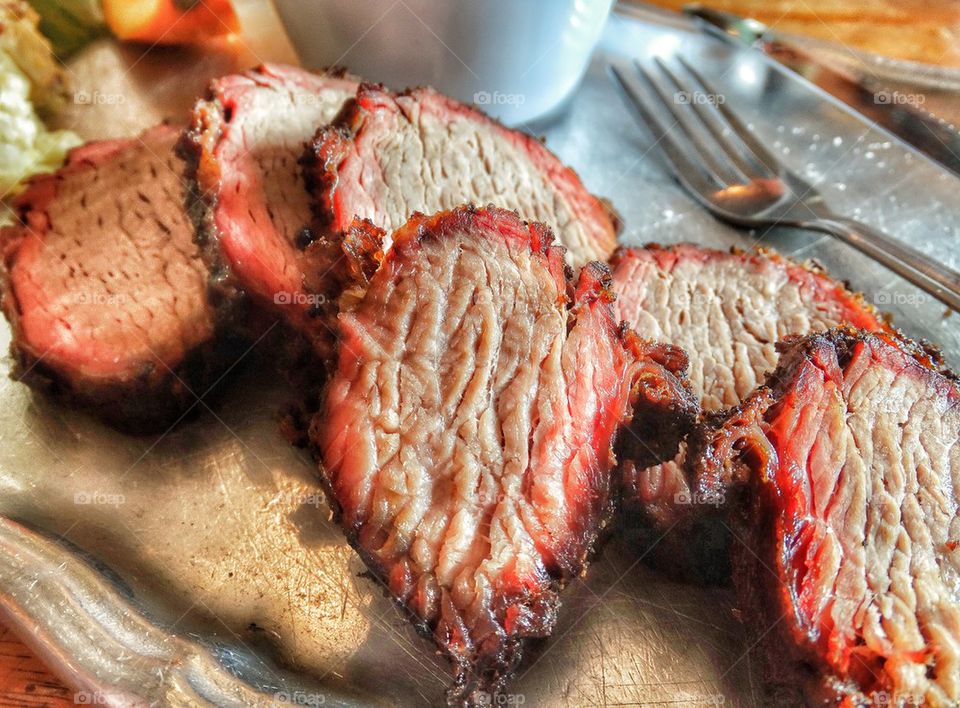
[{"left": 799, "top": 217, "right": 960, "bottom": 312}]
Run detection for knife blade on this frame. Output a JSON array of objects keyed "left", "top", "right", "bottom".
[{"left": 685, "top": 5, "right": 960, "bottom": 177}]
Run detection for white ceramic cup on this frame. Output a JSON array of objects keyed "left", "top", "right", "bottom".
[{"left": 271, "top": 0, "right": 615, "bottom": 125}]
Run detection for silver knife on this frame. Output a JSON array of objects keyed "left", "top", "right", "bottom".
[{"left": 686, "top": 5, "right": 960, "bottom": 178}]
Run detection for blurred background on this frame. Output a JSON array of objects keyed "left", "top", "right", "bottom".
[
  {"left": 645, "top": 0, "right": 960, "bottom": 67},
  {"left": 5, "top": 0, "right": 960, "bottom": 200}
]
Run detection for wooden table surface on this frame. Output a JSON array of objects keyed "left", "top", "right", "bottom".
[
  {"left": 3, "top": 1, "right": 960, "bottom": 702},
  {"left": 0, "top": 625, "right": 70, "bottom": 706}
]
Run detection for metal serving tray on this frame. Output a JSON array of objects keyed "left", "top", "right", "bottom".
[{"left": 1, "top": 5, "right": 957, "bottom": 706}]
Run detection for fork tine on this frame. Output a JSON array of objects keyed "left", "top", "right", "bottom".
[
  {"left": 675, "top": 56, "right": 782, "bottom": 177},
  {"left": 609, "top": 63, "right": 722, "bottom": 197},
  {"left": 653, "top": 57, "right": 773, "bottom": 182},
  {"left": 632, "top": 60, "right": 742, "bottom": 187}
]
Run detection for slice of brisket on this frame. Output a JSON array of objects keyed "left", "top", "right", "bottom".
[
  {"left": 304, "top": 84, "right": 619, "bottom": 271},
  {"left": 689, "top": 328, "right": 960, "bottom": 705},
  {"left": 1, "top": 125, "right": 239, "bottom": 433},
  {"left": 609, "top": 245, "right": 889, "bottom": 560},
  {"left": 182, "top": 64, "right": 357, "bottom": 354},
  {"left": 311, "top": 206, "right": 689, "bottom": 704}
]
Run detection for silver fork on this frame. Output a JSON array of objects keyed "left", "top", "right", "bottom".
[{"left": 610, "top": 56, "right": 960, "bottom": 312}]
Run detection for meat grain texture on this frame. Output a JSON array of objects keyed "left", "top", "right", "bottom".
[
  {"left": 305, "top": 84, "right": 619, "bottom": 271},
  {"left": 610, "top": 244, "right": 889, "bottom": 530},
  {"left": 1, "top": 125, "right": 237, "bottom": 432},
  {"left": 690, "top": 329, "right": 960, "bottom": 706},
  {"left": 183, "top": 64, "right": 357, "bottom": 353},
  {"left": 312, "top": 206, "right": 690, "bottom": 704}
]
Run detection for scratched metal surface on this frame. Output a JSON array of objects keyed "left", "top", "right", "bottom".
[{"left": 1, "top": 5, "right": 959, "bottom": 707}]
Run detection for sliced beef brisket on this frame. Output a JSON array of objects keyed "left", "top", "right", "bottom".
[
  {"left": 311, "top": 206, "right": 689, "bottom": 704},
  {"left": 183, "top": 64, "right": 357, "bottom": 353},
  {"left": 1, "top": 125, "right": 237, "bottom": 432},
  {"left": 610, "top": 244, "right": 889, "bottom": 534},
  {"left": 304, "top": 84, "right": 619, "bottom": 272},
  {"left": 689, "top": 329, "right": 960, "bottom": 706}
]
